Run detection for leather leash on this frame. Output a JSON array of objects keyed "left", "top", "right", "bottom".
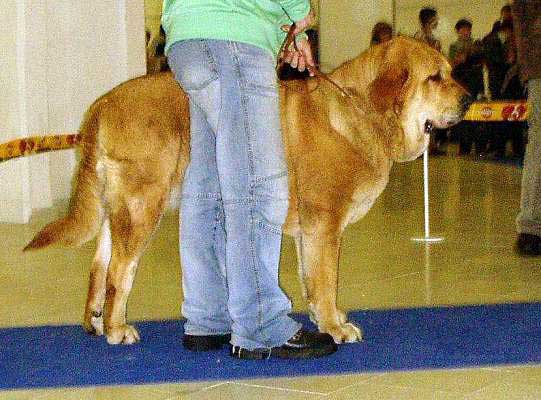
[{"left": 277, "top": 23, "right": 351, "bottom": 99}]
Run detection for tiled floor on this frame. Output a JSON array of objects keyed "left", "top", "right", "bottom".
[{"left": 1, "top": 155, "right": 540, "bottom": 399}]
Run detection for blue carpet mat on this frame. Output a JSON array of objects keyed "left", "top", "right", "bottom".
[{"left": 2, "top": 303, "right": 540, "bottom": 390}]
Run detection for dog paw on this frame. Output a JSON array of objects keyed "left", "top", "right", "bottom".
[
  {"left": 337, "top": 309, "right": 347, "bottom": 325},
  {"left": 106, "top": 325, "right": 140, "bottom": 345},
  {"left": 323, "top": 322, "right": 363, "bottom": 344},
  {"left": 83, "top": 311, "right": 104, "bottom": 336}
]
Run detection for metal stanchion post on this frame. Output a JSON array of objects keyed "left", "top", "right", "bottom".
[{"left": 412, "top": 149, "right": 444, "bottom": 243}]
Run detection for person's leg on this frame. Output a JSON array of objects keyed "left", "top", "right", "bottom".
[
  {"left": 457, "top": 122, "right": 472, "bottom": 155},
  {"left": 208, "top": 40, "right": 301, "bottom": 350},
  {"left": 476, "top": 122, "right": 489, "bottom": 155},
  {"left": 516, "top": 78, "right": 541, "bottom": 254},
  {"left": 491, "top": 122, "right": 508, "bottom": 158},
  {"left": 510, "top": 122, "right": 526, "bottom": 159},
  {"left": 167, "top": 41, "right": 231, "bottom": 337},
  {"left": 169, "top": 39, "right": 335, "bottom": 358}
]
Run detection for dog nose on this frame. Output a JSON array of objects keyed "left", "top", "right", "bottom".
[{"left": 460, "top": 94, "right": 474, "bottom": 112}]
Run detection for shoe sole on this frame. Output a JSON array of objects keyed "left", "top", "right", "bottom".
[
  {"left": 183, "top": 335, "right": 231, "bottom": 352},
  {"left": 231, "top": 343, "right": 338, "bottom": 360}
]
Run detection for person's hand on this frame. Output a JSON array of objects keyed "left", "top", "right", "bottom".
[
  {"left": 280, "top": 11, "right": 316, "bottom": 75},
  {"left": 281, "top": 10, "right": 315, "bottom": 35},
  {"left": 281, "top": 38, "right": 315, "bottom": 76}
]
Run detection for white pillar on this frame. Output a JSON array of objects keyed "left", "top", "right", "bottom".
[
  {"left": 319, "top": 0, "right": 393, "bottom": 72},
  {"left": 0, "top": 0, "right": 146, "bottom": 223},
  {"left": 0, "top": 0, "right": 49, "bottom": 223}
]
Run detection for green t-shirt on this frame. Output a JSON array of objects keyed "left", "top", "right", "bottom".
[{"left": 161, "top": 0, "right": 311, "bottom": 57}]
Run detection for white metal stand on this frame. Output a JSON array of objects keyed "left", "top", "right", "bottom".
[{"left": 412, "top": 149, "right": 444, "bottom": 243}]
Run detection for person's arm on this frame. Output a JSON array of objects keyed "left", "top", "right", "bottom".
[{"left": 274, "top": 0, "right": 311, "bottom": 23}]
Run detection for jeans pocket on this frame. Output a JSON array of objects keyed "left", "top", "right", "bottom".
[
  {"left": 237, "top": 43, "right": 278, "bottom": 97},
  {"left": 168, "top": 40, "right": 218, "bottom": 91}
]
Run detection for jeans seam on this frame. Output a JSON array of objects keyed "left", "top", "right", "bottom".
[
  {"left": 201, "top": 40, "right": 218, "bottom": 89},
  {"left": 214, "top": 204, "right": 228, "bottom": 290},
  {"left": 232, "top": 42, "right": 267, "bottom": 342},
  {"left": 223, "top": 198, "right": 252, "bottom": 205},
  {"left": 171, "top": 40, "right": 219, "bottom": 91},
  {"left": 182, "top": 193, "right": 222, "bottom": 200},
  {"left": 253, "top": 171, "right": 288, "bottom": 185},
  {"left": 257, "top": 219, "right": 282, "bottom": 235}
]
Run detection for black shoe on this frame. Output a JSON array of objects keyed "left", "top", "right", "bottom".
[
  {"left": 230, "top": 329, "right": 337, "bottom": 360},
  {"left": 183, "top": 333, "right": 231, "bottom": 351},
  {"left": 516, "top": 233, "right": 541, "bottom": 256}
]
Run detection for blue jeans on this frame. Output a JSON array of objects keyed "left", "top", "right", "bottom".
[
  {"left": 517, "top": 78, "right": 541, "bottom": 236},
  {"left": 168, "top": 39, "right": 301, "bottom": 350}
]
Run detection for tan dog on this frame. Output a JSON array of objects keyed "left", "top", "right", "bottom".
[{"left": 25, "top": 37, "right": 470, "bottom": 345}]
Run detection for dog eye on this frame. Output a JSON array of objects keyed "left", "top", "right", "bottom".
[{"left": 428, "top": 72, "right": 442, "bottom": 82}]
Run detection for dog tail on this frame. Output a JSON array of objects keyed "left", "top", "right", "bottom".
[{"left": 24, "top": 105, "right": 104, "bottom": 251}]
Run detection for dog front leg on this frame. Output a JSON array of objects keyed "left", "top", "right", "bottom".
[{"left": 298, "top": 227, "right": 363, "bottom": 344}]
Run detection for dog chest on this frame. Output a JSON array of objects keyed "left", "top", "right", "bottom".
[{"left": 345, "top": 179, "right": 388, "bottom": 225}]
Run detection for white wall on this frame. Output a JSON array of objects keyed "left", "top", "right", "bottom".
[
  {"left": 145, "top": 0, "right": 163, "bottom": 41},
  {"left": 0, "top": 0, "right": 146, "bottom": 223},
  {"left": 319, "top": 0, "right": 394, "bottom": 72},
  {"left": 395, "top": 0, "right": 509, "bottom": 57}
]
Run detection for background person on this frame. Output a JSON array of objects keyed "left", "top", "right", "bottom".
[
  {"left": 482, "top": 17, "right": 514, "bottom": 101},
  {"left": 414, "top": 7, "right": 446, "bottom": 155},
  {"left": 414, "top": 7, "right": 442, "bottom": 52},
  {"left": 482, "top": 19, "right": 515, "bottom": 158},
  {"left": 146, "top": 25, "right": 168, "bottom": 74},
  {"left": 370, "top": 21, "right": 393, "bottom": 46},
  {"left": 512, "top": 0, "right": 541, "bottom": 255},
  {"left": 451, "top": 41, "right": 489, "bottom": 155},
  {"left": 449, "top": 18, "right": 474, "bottom": 67}
]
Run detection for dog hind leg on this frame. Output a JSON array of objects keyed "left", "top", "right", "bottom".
[
  {"left": 103, "top": 183, "right": 170, "bottom": 345},
  {"left": 83, "top": 218, "right": 112, "bottom": 336}
]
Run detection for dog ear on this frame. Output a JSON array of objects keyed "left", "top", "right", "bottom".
[{"left": 369, "top": 66, "right": 410, "bottom": 114}]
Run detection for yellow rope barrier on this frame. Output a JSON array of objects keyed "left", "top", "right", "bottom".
[{"left": 0, "top": 134, "right": 79, "bottom": 163}]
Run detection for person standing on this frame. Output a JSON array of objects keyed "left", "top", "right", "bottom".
[
  {"left": 161, "top": 0, "right": 338, "bottom": 359},
  {"left": 414, "top": 7, "right": 446, "bottom": 155},
  {"left": 370, "top": 21, "right": 393, "bottom": 46},
  {"left": 414, "top": 7, "right": 442, "bottom": 52},
  {"left": 449, "top": 19, "right": 474, "bottom": 67},
  {"left": 512, "top": 0, "right": 541, "bottom": 255}
]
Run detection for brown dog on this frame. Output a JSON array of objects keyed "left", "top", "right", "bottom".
[{"left": 25, "top": 37, "right": 470, "bottom": 345}]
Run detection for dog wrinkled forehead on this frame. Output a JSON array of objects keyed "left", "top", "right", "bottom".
[
  {"left": 386, "top": 37, "right": 449, "bottom": 77},
  {"left": 368, "top": 37, "right": 455, "bottom": 115}
]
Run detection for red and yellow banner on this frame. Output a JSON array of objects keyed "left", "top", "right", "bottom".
[
  {"left": 0, "top": 100, "right": 532, "bottom": 163},
  {"left": 463, "top": 101, "right": 529, "bottom": 122}
]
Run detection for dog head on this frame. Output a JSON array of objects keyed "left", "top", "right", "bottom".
[{"left": 366, "top": 37, "right": 472, "bottom": 161}]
